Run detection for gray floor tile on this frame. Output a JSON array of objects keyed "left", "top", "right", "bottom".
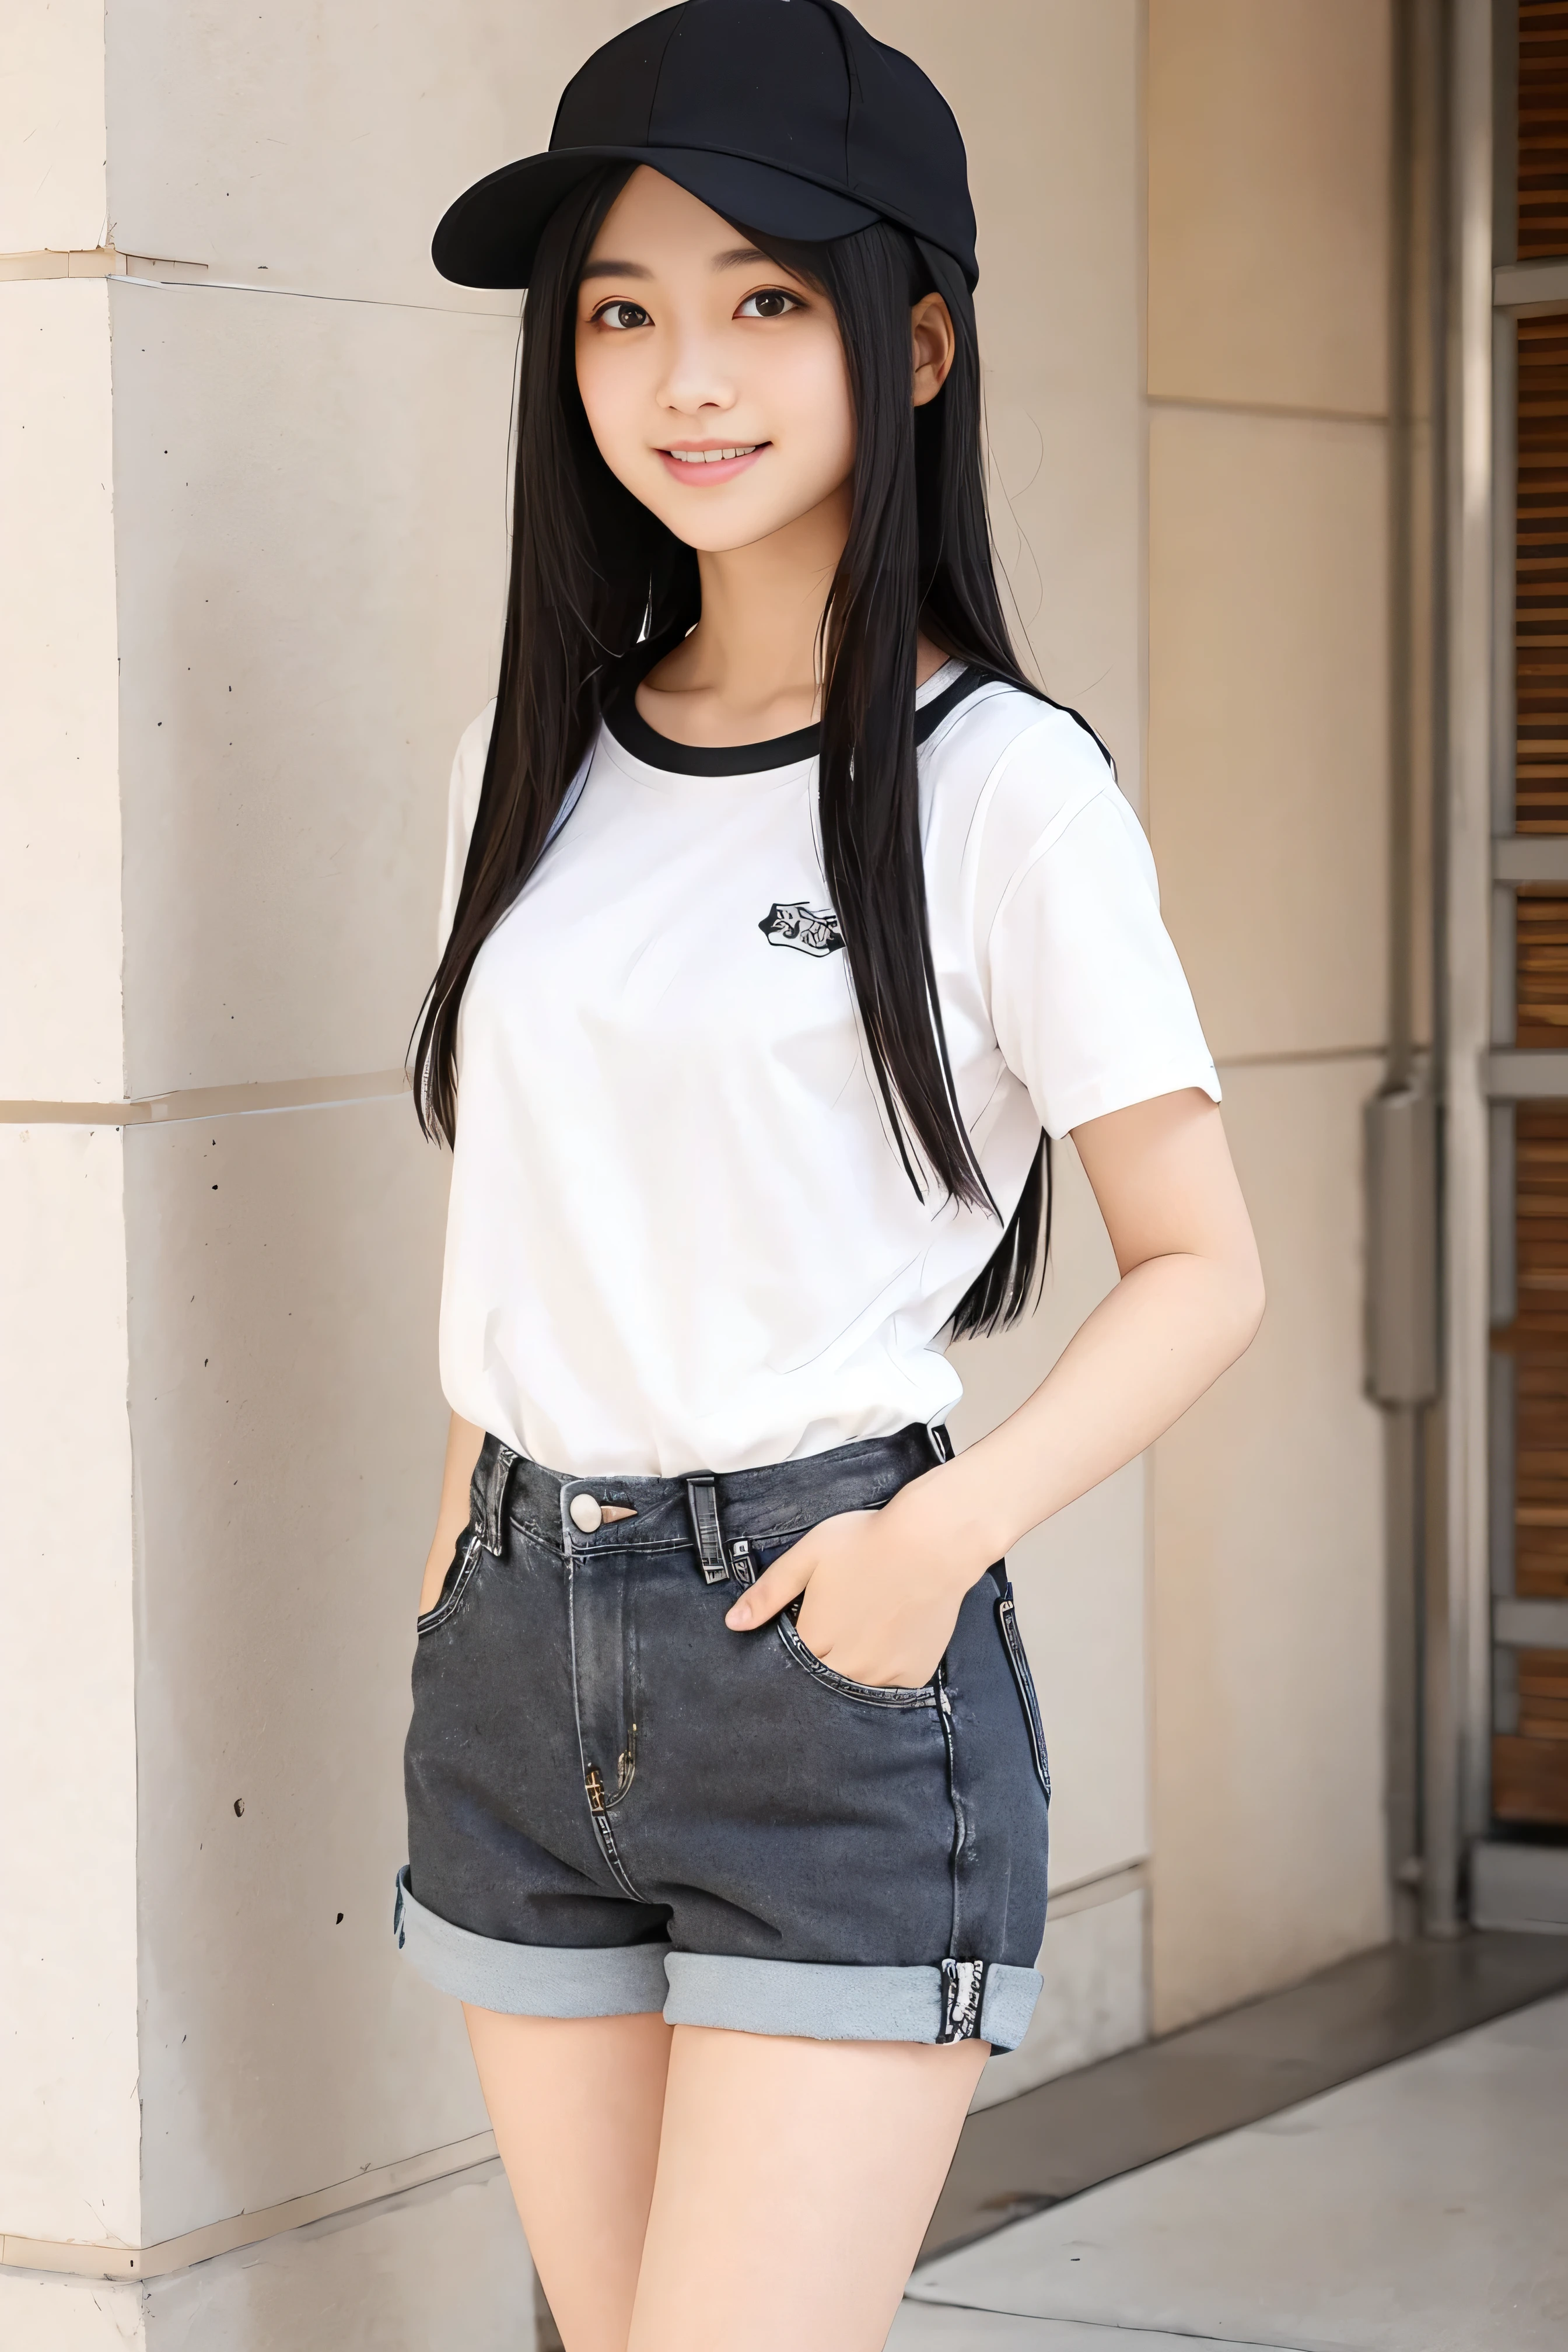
[
  {"left": 909, "top": 1992, "right": 1568, "bottom": 2352},
  {"left": 924, "top": 1929, "right": 1568, "bottom": 2259}
]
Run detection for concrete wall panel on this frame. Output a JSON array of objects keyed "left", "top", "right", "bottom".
[
  {"left": 1, "top": 283, "right": 124, "bottom": 1101},
  {"left": 0, "top": 1125, "right": 140, "bottom": 2246},
  {"left": 102, "top": 0, "right": 650, "bottom": 307},
  {"left": 1149, "top": 404, "right": 1390, "bottom": 1063},
  {"left": 0, "top": 2162, "right": 533, "bottom": 2352},
  {"left": 0, "top": 2268, "right": 145, "bottom": 2352},
  {"left": 1150, "top": 1056, "right": 1390, "bottom": 2033},
  {"left": 110, "top": 281, "right": 516, "bottom": 1097},
  {"left": 972, "top": 1890, "right": 1147, "bottom": 2113},
  {"left": 951, "top": 1141, "right": 1149, "bottom": 1895},
  {"left": 124, "top": 1096, "right": 465, "bottom": 2242},
  {"left": 1144, "top": 0, "right": 1394, "bottom": 2036},
  {"left": 139, "top": 2162, "right": 533, "bottom": 2350},
  {"left": 862, "top": 0, "right": 1144, "bottom": 794},
  {"left": 2, "top": 1, "right": 106, "bottom": 253},
  {"left": 1148, "top": 0, "right": 1391, "bottom": 416}
]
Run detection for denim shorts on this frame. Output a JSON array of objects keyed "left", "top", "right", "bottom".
[{"left": 396, "top": 1423, "right": 1050, "bottom": 2049}]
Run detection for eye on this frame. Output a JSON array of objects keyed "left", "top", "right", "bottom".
[
  {"left": 736, "top": 289, "right": 801, "bottom": 321},
  {"left": 590, "top": 299, "right": 652, "bottom": 331}
]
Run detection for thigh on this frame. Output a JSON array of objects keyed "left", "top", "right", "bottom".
[
  {"left": 466, "top": 2004, "right": 674, "bottom": 2352},
  {"left": 628, "top": 2024, "right": 988, "bottom": 2352}
]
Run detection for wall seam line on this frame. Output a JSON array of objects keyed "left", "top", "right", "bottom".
[
  {"left": 0, "top": 2129, "right": 501, "bottom": 2283},
  {"left": 114, "top": 273, "right": 510, "bottom": 321},
  {"left": 1, "top": 1050, "right": 1405, "bottom": 1124},
  {"left": 0, "top": 250, "right": 514, "bottom": 319},
  {"left": 0, "top": 1070, "right": 412, "bottom": 1126},
  {"left": 1148, "top": 391, "right": 1392, "bottom": 428},
  {"left": 1212, "top": 1045, "right": 1392, "bottom": 1072},
  {"left": 1046, "top": 1860, "right": 1149, "bottom": 1920}
]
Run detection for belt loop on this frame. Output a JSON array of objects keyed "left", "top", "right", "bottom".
[
  {"left": 928, "top": 1422, "right": 955, "bottom": 1464},
  {"left": 685, "top": 1474, "right": 732, "bottom": 1585},
  {"left": 479, "top": 1443, "right": 519, "bottom": 1555}
]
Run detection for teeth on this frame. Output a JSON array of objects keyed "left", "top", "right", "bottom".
[{"left": 667, "top": 446, "right": 758, "bottom": 463}]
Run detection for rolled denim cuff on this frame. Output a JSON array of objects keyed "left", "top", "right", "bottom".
[
  {"left": 393, "top": 1866, "right": 671, "bottom": 2017},
  {"left": 662, "top": 1952, "right": 1041, "bottom": 2049}
]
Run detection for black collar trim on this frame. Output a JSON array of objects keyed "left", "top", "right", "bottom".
[{"left": 601, "top": 662, "right": 1001, "bottom": 777}]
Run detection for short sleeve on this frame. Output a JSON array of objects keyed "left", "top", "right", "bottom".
[
  {"left": 984, "top": 736, "right": 1220, "bottom": 1140},
  {"left": 436, "top": 699, "right": 497, "bottom": 955}
]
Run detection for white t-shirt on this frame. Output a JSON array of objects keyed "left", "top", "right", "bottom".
[{"left": 436, "top": 663, "right": 1219, "bottom": 1476}]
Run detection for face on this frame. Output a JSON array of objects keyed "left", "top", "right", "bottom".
[{"left": 575, "top": 167, "right": 856, "bottom": 554}]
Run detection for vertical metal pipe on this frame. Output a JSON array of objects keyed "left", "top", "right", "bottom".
[
  {"left": 1390, "top": 0, "right": 1420, "bottom": 1101},
  {"left": 1430, "top": 0, "right": 1497, "bottom": 1936},
  {"left": 1381, "top": 0, "right": 1447, "bottom": 1938}
]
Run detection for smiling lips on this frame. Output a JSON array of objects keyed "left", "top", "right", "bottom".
[{"left": 657, "top": 440, "right": 768, "bottom": 483}]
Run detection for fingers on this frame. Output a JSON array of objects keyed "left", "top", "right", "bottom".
[{"left": 724, "top": 1539, "right": 811, "bottom": 1632}]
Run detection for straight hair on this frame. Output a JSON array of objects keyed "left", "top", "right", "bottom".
[{"left": 412, "top": 163, "right": 1054, "bottom": 1335}]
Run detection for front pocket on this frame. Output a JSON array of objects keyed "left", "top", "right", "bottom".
[
  {"left": 996, "top": 1590, "right": 1051, "bottom": 1798},
  {"left": 733, "top": 1533, "right": 939, "bottom": 1712},
  {"left": 416, "top": 1525, "right": 484, "bottom": 1637},
  {"left": 775, "top": 1604, "right": 939, "bottom": 1710}
]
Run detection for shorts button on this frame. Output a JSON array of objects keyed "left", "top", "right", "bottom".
[{"left": 569, "top": 1491, "right": 603, "bottom": 1534}]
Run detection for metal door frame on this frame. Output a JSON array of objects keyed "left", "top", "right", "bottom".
[{"left": 1433, "top": 0, "right": 1568, "bottom": 1933}]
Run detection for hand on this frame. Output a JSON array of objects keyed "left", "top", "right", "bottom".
[{"left": 723, "top": 1471, "right": 986, "bottom": 1689}]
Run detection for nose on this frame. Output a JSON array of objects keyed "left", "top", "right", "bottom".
[{"left": 656, "top": 323, "right": 738, "bottom": 423}]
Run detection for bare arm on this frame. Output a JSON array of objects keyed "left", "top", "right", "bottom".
[
  {"left": 727, "top": 1090, "right": 1264, "bottom": 1685},
  {"left": 418, "top": 1411, "right": 487, "bottom": 1616}
]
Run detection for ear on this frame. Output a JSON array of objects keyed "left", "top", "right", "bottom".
[{"left": 911, "top": 292, "right": 956, "bottom": 408}]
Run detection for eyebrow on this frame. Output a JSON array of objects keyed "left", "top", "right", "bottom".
[{"left": 579, "top": 244, "right": 778, "bottom": 286}]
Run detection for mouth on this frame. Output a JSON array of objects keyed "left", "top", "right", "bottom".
[{"left": 656, "top": 440, "right": 769, "bottom": 484}]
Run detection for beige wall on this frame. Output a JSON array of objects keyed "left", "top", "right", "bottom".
[
  {"left": 1, "top": 11, "right": 141, "bottom": 2253},
  {"left": 0, "top": 1124, "right": 139, "bottom": 2246},
  {"left": 866, "top": 0, "right": 1155, "bottom": 2106},
  {"left": 1146, "top": 0, "right": 1395, "bottom": 2029},
  {"left": 1152, "top": 1058, "right": 1390, "bottom": 2018},
  {"left": 0, "top": 279, "right": 124, "bottom": 1100},
  {"left": 866, "top": 0, "right": 1147, "bottom": 783}
]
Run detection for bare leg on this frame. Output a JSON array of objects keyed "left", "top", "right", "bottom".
[
  {"left": 464, "top": 2006, "right": 673, "bottom": 2352},
  {"left": 629, "top": 2025, "right": 988, "bottom": 2352}
]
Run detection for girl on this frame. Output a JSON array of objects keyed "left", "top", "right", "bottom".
[{"left": 396, "top": 6, "right": 1263, "bottom": 2348}]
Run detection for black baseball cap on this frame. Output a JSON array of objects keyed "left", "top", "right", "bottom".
[{"left": 432, "top": 0, "right": 978, "bottom": 292}]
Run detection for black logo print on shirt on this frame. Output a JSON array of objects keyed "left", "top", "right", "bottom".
[{"left": 758, "top": 902, "right": 844, "bottom": 958}]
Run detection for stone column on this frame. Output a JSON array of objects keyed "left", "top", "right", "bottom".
[{"left": 2, "top": 1, "right": 563, "bottom": 2338}]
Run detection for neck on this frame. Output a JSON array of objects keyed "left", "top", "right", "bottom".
[
  {"left": 639, "top": 484, "right": 948, "bottom": 748},
  {"left": 653, "top": 482, "right": 851, "bottom": 740}
]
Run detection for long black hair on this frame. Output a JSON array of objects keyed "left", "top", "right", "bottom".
[{"left": 412, "top": 162, "right": 1051, "bottom": 1335}]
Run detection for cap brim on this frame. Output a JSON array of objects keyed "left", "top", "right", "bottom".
[{"left": 432, "top": 146, "right": 881, "bottom": 289}]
